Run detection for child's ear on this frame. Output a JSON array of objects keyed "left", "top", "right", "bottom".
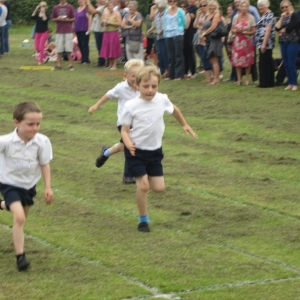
[{"left": 13, "top": 119, "right": 19, "bottom": 127}]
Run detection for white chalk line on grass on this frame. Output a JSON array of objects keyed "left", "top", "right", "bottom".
[
  {"left": 54, "top": 187, "right": 300, "bottom": 276},
  {"left": 175, "top": 184, "right": 300, "bottom": 221},
  {"left": 0, "top": 222, "right": 174, "bottom": 300},
  {"left": 2, "top": 220, "right": 300, "bottom": 300}
]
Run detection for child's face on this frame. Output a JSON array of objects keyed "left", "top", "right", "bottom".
[
  {"left": 14, "top": 112, "right": 43, "bottom": 143},
  {"left": 126, "top": 66, "right": 140, "bottom": 88},
  {"left": 138, "top": 74, "right": 159, "bottom": 101}
]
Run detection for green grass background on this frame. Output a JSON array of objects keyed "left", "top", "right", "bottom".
[{"left": 0, "top": 26, "right": 300, "bottom": 299}]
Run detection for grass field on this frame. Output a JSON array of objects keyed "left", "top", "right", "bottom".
[{"left": 1, "top": 26, "right": 300, "bottom": 300}]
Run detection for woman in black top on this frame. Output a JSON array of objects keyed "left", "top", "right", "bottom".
[
  {"left": 180, "top": 0, "right": 196, "bottom": 78},
  {"left": 31, "top": 2, "right": 50, "bottom": 65},
  {"left": 275, "top": 0, "right": 300, "bottom": 91}
]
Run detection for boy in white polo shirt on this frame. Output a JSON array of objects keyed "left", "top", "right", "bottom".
[
  {"left": 88, "top": 59, "right": 144, "bottom": 184},
  {"left": 0, "top": 102, "right": 53, "bottom": 271},
  {"left": 121, "top": 65, "right": 197, "bottom": 232}
]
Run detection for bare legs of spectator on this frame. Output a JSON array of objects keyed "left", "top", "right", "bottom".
[{"left": 208, "top": 56, "right": 220, "bottom": 85}]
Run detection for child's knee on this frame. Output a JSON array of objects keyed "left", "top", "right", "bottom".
[
  {"left": 14, "top": 214, "right": 26, "bottom": 227},
  {"left": 152, "top": 184, "right": 165, "bottom": 193}
]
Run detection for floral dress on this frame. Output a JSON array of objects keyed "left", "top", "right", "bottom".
[{"left": 231, "top": 14, "right": 255, "bottom": 68}]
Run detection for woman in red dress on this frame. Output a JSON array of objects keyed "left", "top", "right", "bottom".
[{"left": 230, "top": 0, "right": 256, "bottom": 85}]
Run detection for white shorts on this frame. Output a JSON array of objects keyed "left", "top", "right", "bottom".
[{"left": 55, "top": 33, "right": 73, "bottom": 53}]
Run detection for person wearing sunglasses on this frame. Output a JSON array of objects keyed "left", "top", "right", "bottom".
[
  {"left": 275, "top": 0, "right": 300, "bottom": 91},
  {"left": 164, "top": 0, "right": 186, "bottom": 80},
  {"left": 31, "top": 2, "right": 50, "bottom": 65}
]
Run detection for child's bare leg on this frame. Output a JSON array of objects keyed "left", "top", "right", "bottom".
[
  {"left": 135, "top": 175, "right": 151, "bottom": 232},
  {"left": 109, "top": 142, "right": 124, "bottom": 155},
  {"left": 9, "top": 202, "right": 29, "bottom": 255},
  {"left": 148, "top": 176, "right": 165, "bottom": 193}
]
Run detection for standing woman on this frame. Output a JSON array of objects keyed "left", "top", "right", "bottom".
[
  {"left": 100, "top": 1, "right": 122, "bottom": 70},
  {"left": 148, "top": 0, "right": 169, "bottom": 77},
  {"left": 230, "top": 0, "right": 256, "bottom": 85},
  {"left": 275, "top": 0, "right": 300, "bottom": 91},
  {"left": 74, "top": 0, "right": 92, "bottom": 64},
  {"left": 164, "top": 0, "right": 186, "bottom": 80},
  {"left": 194, "top": 0, "right": 213, "bottom": 82},
  {"left": 121, "top": 1, "right": 144, "bottom": 60},
  {"left": 255, "top": 0, "right": 275, "bottom": 88},
  {"left": 201, "top": 0, "right": 222, "bottom": 85},
  {"left": 31, "top": 2, "right": 50, "bottom": 65},
  {"left": 180, "top": 0, "right": 196, "bottom": 78}
]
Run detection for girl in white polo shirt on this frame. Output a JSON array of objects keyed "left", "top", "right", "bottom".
[
  {"left": 121, "top": 65, "right": 197, "bottom": 232},
  {"left": 0, "top": 102, "right": 53, "bottom": 271}
]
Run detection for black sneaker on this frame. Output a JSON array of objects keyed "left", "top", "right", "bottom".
[
  {"left": 95, "top": 146, "right": 109, "bottom": 168},
  {"left": 138, "top": 222, "right": 150, "bottom": 232},
  {"left": 17, "top": 255, "right": 30, "bottom": 271},
  {"left": 123, "top": 177, "right": 136, "bottom": 184}
]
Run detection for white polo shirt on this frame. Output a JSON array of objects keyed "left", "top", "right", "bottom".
[
  {"left": 106, "top": 80, "right": 140, "bottom": 126},
  {"left": 0, "top": 129, "right": 53, "bottom": 190},
  {"left": 120, "top": 92, "right": 174, "bottom": 150}
]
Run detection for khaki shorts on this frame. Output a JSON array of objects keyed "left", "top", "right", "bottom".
[{"left": 55, "top": 33, "right": 73, "bottom": 53}]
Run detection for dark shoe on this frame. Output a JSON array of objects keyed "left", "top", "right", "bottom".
[
  {"left": 51, "top": 65, "right": 62, "bottom": 71},
  {"left": 138, "top": 222, "right": 150, "bottom": 232},
  {"left": 95, "top": 146, "right": 109, "bottom": 168},
  {"left": 123, "top": 176, "right": 136, "bottom": 184},
  {"left": 17, "top": 255, "right": 30, "bottom": 271},
  {"left": 0, "top": 199, "right": 5, "bottom": 210}
]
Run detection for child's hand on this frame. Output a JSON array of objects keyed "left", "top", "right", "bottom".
[
  {"left": 45, "top": 187, "right": 53, "bottom": 205},
  {"left": 88, "top": 105, "right": 97, "bottom": 114},
  {"left": 128, "top": 142, "right": 136, "bottom": 156},
  {"left": 183, "top": 125, "right": 197, "bottom": 139}
]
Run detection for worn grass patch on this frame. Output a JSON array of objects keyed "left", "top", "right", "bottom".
[{"left": 0, "top": 26, "right": 300, "bottom": 299}]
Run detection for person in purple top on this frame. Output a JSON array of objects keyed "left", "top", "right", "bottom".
[
  {"left": 74, "top": 0, "right": 92, "bottom": 64},
  {"left": 51, "top": 0, "right": 75, "bottom": 70}
]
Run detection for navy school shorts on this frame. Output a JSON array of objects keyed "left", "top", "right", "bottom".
[
  {"left": 124, "top": 146, "right": 164, "bottom": 178},
  {"left": 0, "top": 183, "right": 36, "bottom": 210}
]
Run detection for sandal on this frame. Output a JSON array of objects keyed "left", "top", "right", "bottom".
[
  {"left": 235, "top": 81, "right": 241, "bottom": 86},
  {"left": 162, "top": 72, "right": 169, "bottom": 78},
  {"left": 244, "top": 81, "right": 249, "bottom": 86}
]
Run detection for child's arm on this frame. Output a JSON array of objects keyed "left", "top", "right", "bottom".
[
  {"left": 41, "top": 163, "right": 53, "bottom": 205},
  {"left": 121, "top": 125, "right": 136, "bottom": 156},
  {"left": 88, "top": 94, "right": 110, "bottom": 114},
  {"left": 172, "top": 105, "right": 197, "bottom": 138}
]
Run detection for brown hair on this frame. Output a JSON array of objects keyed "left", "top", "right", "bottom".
[
  {"left": 135, "top": 65, "right": 161, "bottom": 85},
  {"left": 13, "top": 102, "right": 42, "bottom": 121}
]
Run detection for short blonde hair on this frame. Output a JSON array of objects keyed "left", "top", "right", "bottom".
[
  {"left": 239, "top": 0, "right": 249, "bottom": 8},
  {"left": 124, "top": 59, "right": 144, "bottom": 73},
  {"left": 280, "top": 0, "right": 293, "bottom": 10},
  {"left": 135, "top": 65, "right": 161, "bottom": 85},
  {"left": 40, "top": 1, "right": 48, "bottom": 9},
  {"left": 155, "top": 0, "right": 168, "bottom": 8},
  {"left": 207, "top": 0, "right": 220, "bottom": 11}
]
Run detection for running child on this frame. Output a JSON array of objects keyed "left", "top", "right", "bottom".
[
  {"left": 120, "top": 65, "right": 197, "bottom": 232},
  {"left": 88, "top": 59, "right": 144, "bottom": 184},
  {"left": 0, "top": 102, "right": 53, "bottom": 271}
]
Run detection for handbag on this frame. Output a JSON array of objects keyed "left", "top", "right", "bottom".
[
  {"left": 192, "top": 30, "right": 199, "bottom": 46},
  {"left": 128, "top": 40, "right": 140, "bottom": 53},
  {"left": 210, "top": 21, "right": 228, "bottom": 39},
  {"left": 227, "top": 31, "right": 235, "bottom": 43}
]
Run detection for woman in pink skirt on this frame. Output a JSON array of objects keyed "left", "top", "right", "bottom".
[{"left": 100, "top": 1, "right": 122, "bottom": 70}]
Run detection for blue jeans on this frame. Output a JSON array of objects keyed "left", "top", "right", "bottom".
[
  {"left": 156, "top": 38, "right": 169, "bottom": 75},
  {"left": 94, "top": 31, "right": 105, "bottom": 66},
  {"left": 3, "top": 20, "right": 12, "bottom": 53},
  {"left": 196, "top": 45, "right": 212, "bottom": 70},
  {"left": 280, "top": 42, "right": 300, "bottom": 86},
  {"left": 166, "top": 35, "right": 184, "bottom": 79}
]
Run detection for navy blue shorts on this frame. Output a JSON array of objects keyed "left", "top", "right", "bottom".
[
  {"left": 117, "top": 125, "right": 124, "bottom": 144},
  {"left": 0, "top": 183, "right": 36, "bottom": 210},
  {"left": 124, "top": 147, "right": 164, "bottom": 177}
]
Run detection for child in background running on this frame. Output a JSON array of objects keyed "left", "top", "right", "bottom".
[
  {"left": 0, "top": 102, "right": 53, "bottom": 271},
  {"left": 88, "top": 59, "right": 144, "bottom": 184},
  {"left": 120, "top": 65, "right": 197, "bottom": 232}
]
